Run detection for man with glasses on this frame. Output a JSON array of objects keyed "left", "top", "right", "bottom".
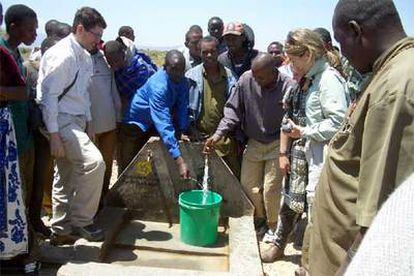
[{"left": 37, "top": 7, "right": 107, "bottom": 245}]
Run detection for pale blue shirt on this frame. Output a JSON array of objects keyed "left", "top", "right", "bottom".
[{"left": 301, "top": 58, "right": 349, "bottom": 142}]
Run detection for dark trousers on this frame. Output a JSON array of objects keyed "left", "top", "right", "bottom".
[
  {"left": 118, "top": 123, "right": 155, "bottom": 175},
  {"left": 30, "top": 129, "right": 54, "bottom": 227},
  {"left": 274, "top": 202, "right": 306, "bottom": 250},
  {"left": 95, "top": 129, "right": 117, "bottom": 207}
]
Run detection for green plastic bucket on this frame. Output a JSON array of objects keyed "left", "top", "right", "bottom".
[{"left": 179, "top": 190, "right": 222, "bottom": 246}]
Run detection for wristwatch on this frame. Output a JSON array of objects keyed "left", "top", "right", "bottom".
[{"left": 279, "top": 151, "right": 288, "bottom": 157}]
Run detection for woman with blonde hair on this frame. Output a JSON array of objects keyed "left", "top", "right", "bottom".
[{"left": 261, "top": 28, "right": 349, "bottom": 264}]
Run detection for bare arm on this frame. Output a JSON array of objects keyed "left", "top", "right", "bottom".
[
  {"left": 279, "top": 130, "right": 291, "bottom": 176},
  {"left": 280, "top": 130, "right": 291, "bottom": 153}
]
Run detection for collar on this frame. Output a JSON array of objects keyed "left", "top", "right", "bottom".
[
  {"left": 305, "top": 57, "right": 329, "bottom": 79},
  {"left": 373, "top": 37, "right": 414, "bottom": 74},
  {"left": 91, "top": 50, "right": 104, "bottom": 59},
  {"left": 202, "top": 63, "right": 227, "bottom": 79},
  {"left": 189, "top": 53, "right": 202, "bottom": 64},
  {"left": 69, "top": 34, "right": 91, "bottom": 58},
  {"left": 163, "top": 69, "right": 185, "bottom": 87},
  {"left": 0, "top": 36, "right": 21, "bottom": 60}
]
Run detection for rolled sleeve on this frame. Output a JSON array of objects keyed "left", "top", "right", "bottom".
[
  {"left": 215, "top": 83, "right": 243, "bottom": 138},
  {"left": 302, "top": 75, "right": 348, "bottom": 142}
]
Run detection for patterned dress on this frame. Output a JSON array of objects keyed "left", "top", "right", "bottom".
[
  {"left": 0, "top": 46, "right": 28, "bottom": 259},
  {"left": 283, "top": 78, "right": 309, "bottom": 213}
]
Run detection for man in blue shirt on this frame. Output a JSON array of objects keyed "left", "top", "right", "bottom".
[
  {"left": 119, "top": 50, "right": 190, "bottom": 178},
  {"left": 104, "top": 39, "right": 157, "bottom": 117}
]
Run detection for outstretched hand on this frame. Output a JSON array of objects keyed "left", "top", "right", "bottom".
[
  {"left": 180, "top": 133, "right": 191, "bottom": 142},
  {"left": 175, "top": 156, "right": 190, "bottom": 179},
  {"left": 203, "top": 134, "right": 221, "bottom": 154},
  {"left": 286, "top": 119, "right": 302, "bottom": 139}
]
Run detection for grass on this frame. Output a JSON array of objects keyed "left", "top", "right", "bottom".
[{"left": 141, "top": 49, "right": 166, "bottom": 67}]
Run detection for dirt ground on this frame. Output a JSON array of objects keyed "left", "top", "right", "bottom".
[{"left": 262, "top": 242, "right": 301, "bottom": 276}]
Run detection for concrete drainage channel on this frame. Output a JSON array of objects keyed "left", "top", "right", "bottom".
[{"left": 40, "top": 139, "right": 264, "bottom": 276}]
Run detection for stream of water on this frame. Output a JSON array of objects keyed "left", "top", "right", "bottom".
[{"left": 202, "top": 155, "right": 209, "bottom": 205}]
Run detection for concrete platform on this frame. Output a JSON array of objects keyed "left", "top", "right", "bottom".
[
  {"left": 58, "top": 262, "right": 228, "bottom": 276},
  {"left": 56, "top": 139, "right": 263, "bottom": 275},
  {"left": 115, "top": 220, "right": 229, "bottom": 255},
  {"left": 40, "top": 207, "right": 128, "bottom": 264},
  {"left": 107, "top": 248, "right": 229, "bottom": 272}
]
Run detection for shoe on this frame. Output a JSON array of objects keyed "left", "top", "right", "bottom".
[
  {"left": 23, "top": 260, "right": 41, "bottom": 275},
  {"left": 49, "top": 233, "right": 78, "bottom": 246},
  {"left": 295, "top": 267, "right": 309, "bottom": 276},
  {"left": 262, "top": 229, "right": 277, "bottom": 244},
  {"left": 260, "top": 243, "right": 285, "bottom": 263},
  {"left": 256, "top": 224, "right": 268, "bottom": 240},
  {"left": 72, "top": 224, "right": 104, "bottom": 242},
  {"left": 33, "top": 221, "right": 52, "bottom": 238},
  {"left": 0, "top": 259, "right": 41, "bottom": 275}
]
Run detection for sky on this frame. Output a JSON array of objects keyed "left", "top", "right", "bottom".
[{"left": 2, "top": 0, "right": 414, "bottom": 51}]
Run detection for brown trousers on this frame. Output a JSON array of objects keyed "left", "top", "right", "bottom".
[
  {"left": 19, "top": 147, "right": 35, "bottom": 206},
  {"left": 240, "top": 139, "right": 283, "bottom": 226},
  {"left": 32, "top": 129, "right": 54, "bottom": 222},
  {"left": 95, "top": 129, "right": 117, "bottom": 205}
]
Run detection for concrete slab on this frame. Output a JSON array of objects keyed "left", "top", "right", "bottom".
[
  {"left": 39, "top": 238, "right": 102, "bottom": 264},
  {"left": 39, "top": 207, "right": 128, "bottom": 264},
  {"left": 58, "top": 262, "right": 230, "bottom": 276},
  {"left": 107, "top": 248, "right": 228, "bottom": 272},
  {"left": 97, "top": 139, "right": 263, "bottom": 275},
  {"left": 39, "top": 263, "right": 61, "bottom": 276},
  {"left": 115, "top": 220, "right": 229, "bottom": 256},
  {"left": 229, "top": 216, "right": 263, "bottom": 276}
]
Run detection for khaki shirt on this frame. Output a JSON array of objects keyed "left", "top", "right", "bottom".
[
  {"left": 198, "top": 68, "right": 227, "bottom": 134},
  {"left": 309, "top": 37, "right": 414, "bottom": 276},
  {"left": 198, "top": 67, "right": 233, "bottom": 157}
]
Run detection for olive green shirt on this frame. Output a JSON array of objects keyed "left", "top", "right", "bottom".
[
  {"left": 198, "top": 68, "right": 227, "bottom": 134},
  {"left": 309, "top": 37, "right": 414, "bottom": 276},
  {"left": 197, "top": 67, "right": 233, "bottom": 157}
]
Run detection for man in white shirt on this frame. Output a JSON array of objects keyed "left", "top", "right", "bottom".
[{"left": 37, "top": 7, "right": 107, "bottom": 244}]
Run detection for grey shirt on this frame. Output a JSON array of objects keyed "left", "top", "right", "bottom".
[
  {"left": 215, "top": 70, "right": 296, "bottom": 144},
  {"left": 88, "top": 51, "right": 121, "bottom": 134}
]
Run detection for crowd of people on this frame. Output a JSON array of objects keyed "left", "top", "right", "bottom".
[{"left": 0, "top": 0, "right": 413, "bottom": 275}]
